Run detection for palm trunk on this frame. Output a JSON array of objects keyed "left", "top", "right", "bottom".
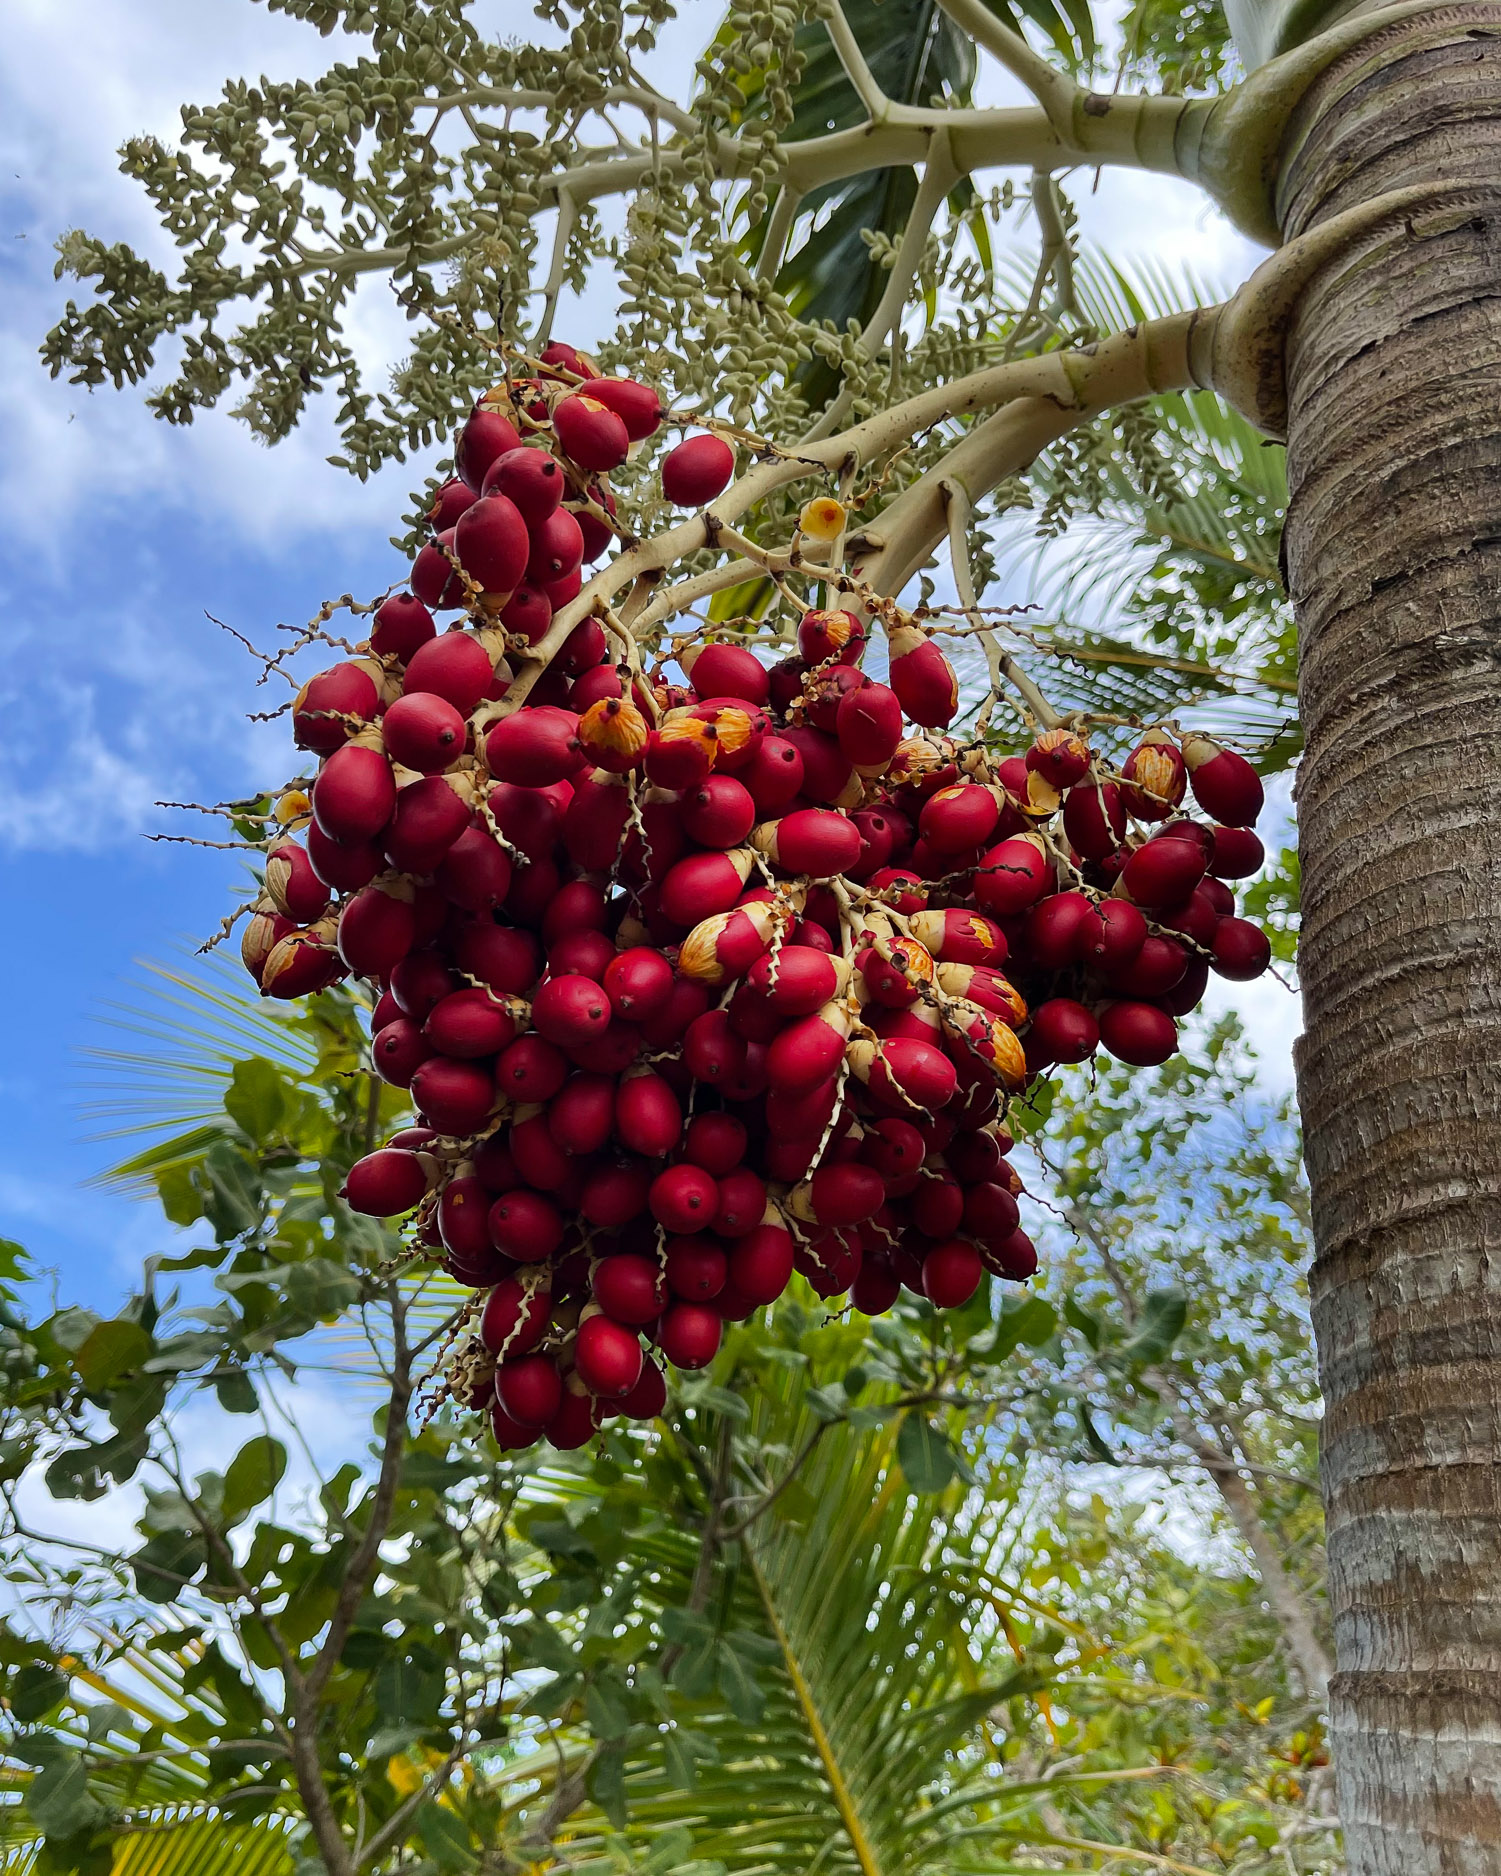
[{"left": 1279, "top": 6, "right": 1501, "bottom": 1869}]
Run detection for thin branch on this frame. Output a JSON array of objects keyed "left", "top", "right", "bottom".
[{"left": 820, "top": 0, "right": 891, "bottom": 118}]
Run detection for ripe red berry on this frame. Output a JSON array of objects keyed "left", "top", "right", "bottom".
[
  {"left": 656, "top": 1302, "right": 723, "bottom": 1370},
  {"left": 342, "top": 1148, "right": 431, "bottom": 1216},
  {"left": 649, "top": 1163, "right": 720, "bottom": 1234},
  {"left": 591, "top": 1255, "right": 666, "bottom": 1327},
  {"left": 662, "top": 433, "right": 735, "bottom": 505},
  {"left": 497, "top": 1353, "right": 562, "bottom": 1426},
  {"left": 922, "top": 1239, "right": 984, "bottom": 1309}
]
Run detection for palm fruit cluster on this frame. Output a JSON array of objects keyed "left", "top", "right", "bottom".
[{"left": 237, "top": 342, "right": 1271, "bottom": 1453}]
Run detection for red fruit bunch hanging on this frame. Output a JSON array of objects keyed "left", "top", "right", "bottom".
[{"left": 230, "top": 340, "right": 1273, "bottom": 1456}]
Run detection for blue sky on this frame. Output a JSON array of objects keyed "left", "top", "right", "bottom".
[{"left": 0, "top": 0, "right": 1292, "bottom": 1317}]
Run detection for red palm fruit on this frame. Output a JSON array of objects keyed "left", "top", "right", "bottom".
[
  {"left": 779, "top": 726, "right": 853, "bottom": 808},
  {"left": 436, "top": 826, "right": 513, "bottom": 912},
  {"left": 666, "top": 1235, "right": 727, "bottom": 1301},
  {"left": 1158, "top": 886, "right": 1220, "bottom": 950},
  {"left": 495, "top": 1034, "right": 569, "bottom": 1103},
  {"left": 554, "top": 393, "right": 630, "bottom": 470},
  {"left": 337, "top": 887, "right": 415, "bottom": 976},
  {"left": 263, "top": 841, "right": 330, "bottom": 923},
  {"left": 580, "top": 1156, "right": 652, "bottom": 1227},
  {"left": 532, "top": 974, "right": 611, "bottom": 1049},
  {"left": 560, "top": 620, "right": 607, "bottom": 679},
  {"left": 472, "top": 1133, "right": 520, "bottom": 1193},
  {"left": 1080, "top": 898, "right": 1147, "bottom": 972},
  {"left": 489, "top": 1401, "right": 540, "bottom": 1451},
  {"left": 428, "top": 476, "right": 473, "bottom": 530},
  {"left": 587, "top": 376, "right": 663, "bottom": 441},
  {"left": 306, "top": 812, "right": 385, "bottom": 889},
  {"left": 682, "top": 1010, "right": 748, "bottom": 1085},
  {"left": 649, "top": 1163, "right": 719, "bottom": 1234},
  {"left": 293, "top": 661, "right": 379, "bottom": 753},
  {"left": 862, "top": 1117, "right": 925, "bottom": 1180},
  {"left": 453, "top": 493, "right": 530, "bottom": 595},
  {"left": 1182, "top": 733, "right": 1264, "bottom": 826},
  {"left": 766, "top": 1003, "right": 851, "bottom": 1093},
  {"left": 1200, "top": 876, "right": 1236, "bottom": 917},
  {"left": 576, "top": 695, "right": 649, "bottom": 775},
  {"left": 381, "top": 691, "right": 466, "bottom": 774},
  {"left": 727, "top": 1225, "right": 794, "bottom": 1305},
  {"left": 573, "top": 1317, "right": 645, "bottom": 1407},
  {"left": 591, "top": 1254, "right": 666, "bottom": 1328},
  {"left": 946, "top": 1130, "right": 1002, "bottom": 1186},
  {"left": 547, "top": 1073, "right": 616, "bottom": 1156},
  {"left": 572, "top": 1017, "right": 642, "bottom": 1077},
  {"left": 765, "top": 1076, "right": 841, "bottom": 1141},
  {"left": 480, "top": 1276, "right": 551, "bottom": 1355},
  {"left": 836, "top": 682, "right": 902, "bottom": 770},
  {"left": 682, "top": 774, "right": 756, "bottom": 848},
  {"left": 866, "top": 867, "right": 927, "bottom": 914},
  {"left": 1212, "top": 917, "right": 1272, "bottom": 981},
  {"left": 409, "top": 882, "right": 450, "bottom": 947},
  {"left": 657, "top": 1303, "right": 722, "bottom": 1370},
  {"left": 544, "top": 566, "right": 584, "bottom": 610},
  {"left": 1209, "top": 825, "right": 1265, "bottom": 879},
  {"left": 425, "top": 987, "right": 519, "bottom": 1058},
  {"left": 505, "top": 858, "right": 562, "bottom": 927},
  {"left": 689, "top": 700, "right": 764, "bottom": 772},
  {"left": 792, "top": 916, "right": 837, "bottom": 954},
  {"left": 603, "top": 947, "right": 674, "bottom": 1022},
  {"left": 1027, "top": 997, "right": 1099, "bottom": 1064},
  {"left": 1026, "top": 728, "right": 1091, "bottom": 790},
  {"left": 404, "top": 632, "right": 495, "bottom": 715},
  {"left": 485, "top": 707, "right": 583, "bottom": 786},
  {"left": 798, "top": 607, "right": 865, "bottom": 666},
  {"left": 852, "top": 1256, "right": 902, "bottom": 1316},
  {"left": 661, "top": 430, "right": 736, "bottom": 503},
  {"left": 886, "top": 624, "right": 958, "bottom": 728},
  {"left": 848, "top": 808, "right": 896, "bottom": 881},
  {"left": 919, "top": 784, "right": 999, "bottom": 857},
  {"left": 373, "top": 1018, "right": 431, "bottom": 1086},
  {"left": 640, "top": 978, "right": 711, "bottom": 1048},
  {"left": 615, "top": 1067, "right": 682, "bottom": 1157},
  {"left": 1106, "top": 935, "right": 1188, "bottom": 999},
  {"left": 1162, "top": 957, "right": 1212, "bottom": 1016},
  {"left": 764, "top": 1137, "right": 817, "bottom": 1182},
  {"left": 561, "top": 770, "right": 629, "bottom": 870},
  {"left": 678, "top": 904, "right": 779, "bottom": 987},
  {"left": 912, "top": 1168, "right": 964, "bottom": 1237},
  {"left": 615, "top": 1354, "right": 668, "bottom": 1419},
  {"left": 438, "top": 1177, "right": 494, "bottom": 1260},
  {"left": 620, "top": 792, "right": 688, "bottom": 886},
  {"left": 412, "top": 529, "right": 466, "bottom": 610},
  {"left": 573, "top": 488, "right": 617, "bottom": 561},
  {"left": 489, "top": 1188, "right": 565, "bottom": 1263},
  {"left": 381, "top": 776, "right": 469, "bottom": 873},
  {"left": 862, "top": 934, "right": 936, "bottom": 1010},
  {"left": 682, "top": 1112, "right": 747, "bottom": 1177},
  {"left": 371, "top": 591, "right": 436, "bottom": 662},
  {"left": 644, "top": 716, "right": 717, "bottom": 789},
  {"left": 539, "top": 339, "right": 596, "bottom": 377},
  {"left": 1026, "top": 890, "right": 1094, "bottom": 969},
  {"left": 767, "top": 655, "right": 809, "bottom": 713},
  {"left": 525, "top": 506, "right": 584, "bottom": 585},
  {"left": 922, "top": 1239, "right": 983, "bottom": 1309},
  {"left": 658, "top": 848, "right": 755, "bottom": 927},
  {"left": 798, "top": 1162, "right": 884, "bottom": 1227},
  {"left": 454, "top": 924, "right": 540, "bottom": 997},
  {"left": 1062, "top": 780, "right": 1126, "bottom": 861},
  {"left": 487, "top": 780, "right": 564, "bottom": 859},
  {"left": 548, "top": 930, "right": 614, "bottom": 981},
  {"left": 803, "top": 663, "right": 867, "bottom": 735},
  {"left": 545, "top": 1382, "right": 598, "bottom": 1450},
  {"left": 715, "top": 1167, "right": 766, "bottom": 1237},
  {"left": 1120, "top": 729, "right": 1187, "bottom": 821},
  {"left": 371, "top": 988, "right": 403, "bottom": 1030},
  {"left": 541, "top": 879, "right": 607, "bottom": 945},
  {"left": 848, "top": 1035, "right": 958, "bottom": 1111},
  {"left": 745, "top": 946, "right": 840, "bottom": 1016},
  {"left": 1120, "top": 837, "right": 1207, "bottom": 912},
  {"left": 497, "top": 1353, "right": 563, "bottom": 1426},
  {"left": 342, "top": 1147, "right": 433, "bottom": 1215},
  {"left": 391, "top": 948, "right": 457, "bottom": 1018},
  {"left": 313, "top": 742, "right": 396, "bottom": 844},
  {"left": 973, "top": 834, "right": 1052, "bottom": 916},
  {"left": 800, "top": 1230, "right": 862, "bottom": 1299},
  {"left": 499, "top": 582, "right": 553, "bottom": 643},
  {"left": 1098, "top": 1000, "right": 1178, "bottom": 1066},
  {"left": 908, "top": 908, "right": 1009, "bottom": 968},
  {"left": 683, "top": 642, "right": 767, "bottom": 707},
  {"left": 963, "top": 1181, "right": 1021, "bottom": 1243},
  {"left": 934, "top": 964, "right": 1027, "bottom": 1027},
  {"left": 481, "top": 446, "right": 565, "bottom": 522},
  {"left": 754, "top": 808, "right": 861, "bottom": 877},
  {"left": 457, "top": 402, "right": 523, "bottom": 490},
  {"left": 411, "top": 1056, "right": 496, "bottom": 1133}
]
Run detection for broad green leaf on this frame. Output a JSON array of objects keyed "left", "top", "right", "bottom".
[
  {"left": 223, "top": 1436, "right": 289, "bottom": 1526},
  {"left": 896, "top": 1412, "right": 961, "bottom": 1493},
  {"left": 225, "top": 1057, "right": 289, "bottom": 1143},
  {"left": 72, "top": 1319, "right": 152, "bottom": 1392}
]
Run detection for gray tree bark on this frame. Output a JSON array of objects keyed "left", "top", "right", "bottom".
[{"left": 1280, "top": 5, "right": 1501, "bottom": 1870}]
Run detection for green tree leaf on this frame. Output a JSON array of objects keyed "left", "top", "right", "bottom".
[{"left": 223, "top": 1436, "right": 289, "bottom": 1526}]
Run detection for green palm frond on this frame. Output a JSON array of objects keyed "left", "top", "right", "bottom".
[{"left": 0, "top": 1814, "right": 295, "bottom": 1875}]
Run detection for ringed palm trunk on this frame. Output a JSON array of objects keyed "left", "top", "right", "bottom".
[{"left": 1239, "top": 0, "right": 1501, "bottom": 1866}]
